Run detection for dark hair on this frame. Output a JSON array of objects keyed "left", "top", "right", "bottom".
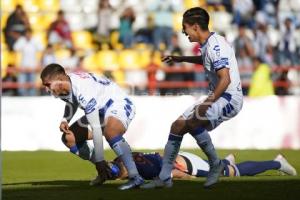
[
  {"left": 40, "top": 63, "right": 66, "bottom": 80},
  {"left": 183, "top": 7, "right": 209, "bottom": 30}
]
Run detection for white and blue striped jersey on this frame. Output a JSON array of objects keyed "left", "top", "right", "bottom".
[
  {"left": 200, "top": 32, "right": 242, "bottom": 96},
  {"left": 62, "top": 72, "right": 127, "bottom": 115}
]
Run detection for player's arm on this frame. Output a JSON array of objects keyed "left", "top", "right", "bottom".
[
  {"left": 59, "top": 102, "right": 78, "bottom": 133},
  {"left": 206, "top": 68, "right": 231, "bottom": 103},
  {"left": 162, "top": 55, "right": 203, "bottom": 65},
  {"left": 86, "top": 109, "right": 112, "bottom": 180}
]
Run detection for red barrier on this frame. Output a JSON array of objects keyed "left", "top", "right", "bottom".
[{"left": 2, "top": 65, "right": 300, "bottom": 94}]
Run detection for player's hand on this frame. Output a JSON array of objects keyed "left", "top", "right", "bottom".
[
  {"left": 162, "top": 55, "right": 183, "bottom": 64},
  {"left": 59, "top": 121, "right": 70, "bottom": 133},
  {"left": 195, "top": 102, "right": 211, "bottom": 119},
  {"left": 95, "top": 160, "right": 112, "bottom": 182}
]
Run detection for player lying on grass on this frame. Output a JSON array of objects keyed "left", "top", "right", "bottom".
[
  {"left": 91, "top": 151, "right": 297, "bottom": 184},
  {"left": 40, "top": 64, "right": 144, "bottom": 190},
  {"left": 143, "top": 7, "right": 243, "bottom": 189}
]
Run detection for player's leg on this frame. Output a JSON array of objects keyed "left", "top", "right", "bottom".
[
  {"left": 177, "top": 100, "right": 223, "bottom": 187},
  {"left": 61, "top": 116, "right": 95, "bottom": 163},
  {"left": 190, "top": 94, "right": 243, "bottom": 187},
  {"left": 141, "top": 115, "right": 192, "bottom": 188},
  {"left": 228, "top": 155, "right": 297, "bottom": 176},
  {"left": 103, "top": 100, "right": 144, "bottom": 190}
]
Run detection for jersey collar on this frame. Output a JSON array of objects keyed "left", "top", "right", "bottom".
[{"left": 200, "top": 32, "right": 215, "bottom": 47}]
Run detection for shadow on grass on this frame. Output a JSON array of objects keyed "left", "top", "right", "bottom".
[{"left": 3, "top": 179, "right": 300, "bottom": 200}]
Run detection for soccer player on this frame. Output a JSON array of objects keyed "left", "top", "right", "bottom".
[
  {"left": 40, "top": 64, "right": 144, "bottom": 190},
  {"left": 94, "top": 151, "right": 297, "bottom": 182},
  {"left": 142, "top": 7, "right": 243, "bottom": 188}
]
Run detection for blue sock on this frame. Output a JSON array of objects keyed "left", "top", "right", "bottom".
[
  {"left": 191, "top": 127, "right": 220, "bottom": 166},
  {"left": 237, "top": 161, "right": 280, "bottom": 176}
]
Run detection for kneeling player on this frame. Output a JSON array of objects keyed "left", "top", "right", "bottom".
[
  {"left": 40, "top": 64, "right": 144, "bottom": 190},
  {"left": 94, "top": 151, "right": 297, "bottom": 183}
]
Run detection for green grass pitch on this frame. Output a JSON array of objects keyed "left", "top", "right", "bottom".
[{"left": 2, "top": 149, "right": 300, "bottom": 200}]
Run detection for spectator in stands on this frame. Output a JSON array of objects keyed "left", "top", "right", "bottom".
[
  {"left": 2, "top": 64, "right": 18, "bottom": 96},
  {"left": 119, "top": 7, "right": 136, "bottom": 49},
  {"left": 47, "top": 10, "right": 73, "bottom": 49},
  {"left": 14, "top": 28, "right": 43, "bottom": 96},
  {"left": 278, "top": 17, "right": 298, "bottom": 66},
  {"left": 41, "top": 44, "right": 56, "bottom": 67},
  {"left": 160, "top": 33, "right": 185, "bottom": 95},
  {"left": 3, "top": 4, "right": 30, "bottom": 51},
  {"left": 134, "top": 15, "right": 155, "bottom": 45},
  {"left": 150, "top": 1, "right": 175, "bottom": 51},
  {"left": 232, "top": 0, "right": 255, "bottom": 28},
  {"left": 253, "top": 23, "right": 272, "bottom": 65},
  {"left": 248, "top": 57, "right": 274, "bottom": 97},
  {"left": 96, "top": 0, "right": 114, "bottom": 49},
  {"left": 234, "top": 24, "right": 255, "bottom": 95}
]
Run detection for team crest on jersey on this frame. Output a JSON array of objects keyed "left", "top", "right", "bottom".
[{"left": 213, "top": 45, "right": 220, "bottom": 57}]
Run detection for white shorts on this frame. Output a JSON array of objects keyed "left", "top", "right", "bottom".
[
  {"left": 102, "top": 97, "right": 136, "bottom": 130},
  {"left": 182, "top": 93, "right": 243, "bottom": 130},
  {"left": 178, "top": 152, "right": 209, "bottom": 176}
]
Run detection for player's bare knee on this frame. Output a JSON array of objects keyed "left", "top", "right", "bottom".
[{"left": 170, "top": 119, "right": 188, "bottom": 136}]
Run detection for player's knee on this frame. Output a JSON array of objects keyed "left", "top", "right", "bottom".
[{"left": 170, "top": 119, "right": 188, "bottom": 135}]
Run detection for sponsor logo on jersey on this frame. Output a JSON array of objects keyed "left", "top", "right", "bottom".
[{"left": 85, "top": 98, "right": 97, "bottom": 114}]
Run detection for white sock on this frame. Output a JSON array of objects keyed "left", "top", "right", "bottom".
[
  {"left": 109, "top": 135, "right": 139, "bottom": 178},
  {"left": 159, "top": 133, "right": 183, "bottom": 181},
  {"left": 191, "top": 127, "right": 220, "bottom": 166}
]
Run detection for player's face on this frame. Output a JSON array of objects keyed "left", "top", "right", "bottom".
[
  {"left": 182, "top": 23, "right": 198, "bottom": 42},
  {"left": 42, "top": 77, "right": 70, "bottom": 98}
]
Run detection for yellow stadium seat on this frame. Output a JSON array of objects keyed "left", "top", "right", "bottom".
[
  {"left": 110, "top": 31, "right": 121, "bottom": 49},
  {"left": 20, "top": 0, "right": 39, "bottom": 12},
  {"left": 55, "top": 49, "right": 70, "bottom": 60},
  {"left": 1, "top": 51, "right": 9, "bottom": 77},
  {"left": 152, "top": 51, "right": 162, "bottom": 66},
  {"left": 29, "top": 13, "right": 55, "bottom": 31},
  {"left": 173, "top": 13, "right": 183, "bottom": 32},
  {"left": 184, "top": 0, "right": 200, "bottom": 9},
  {"left": 72, "top": 31, "right": 94, "bottom": 50},
  {"left": 112, "top": 70, "right": 125, "bottom": 85},
  {"left": 2, "top": 0, "right": 18, "bottom": 12},
  {"left": 119, "top": 50, "right": 141, "bottom": 70},
  {"left": 83, "top": 53, "right": 100, "bottom": 73},
  {"left": 1, "top": 12, "right": 9, "bottom": 28},
  {"left": 96, "top": 50, "right": 119, "bottom": 71},
  {"left": 138, "top": 50, "right": 151, "bottom": 68},
  {"left": 37, "top": 0, "right": 60, "bottom": 12}
]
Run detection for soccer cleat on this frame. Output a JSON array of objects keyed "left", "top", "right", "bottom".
[
  {"left": 140, "top": 177, "right": 173, "bottom": 189},
  {"left": 274, "top": 154, "right": 297, "bottom": 176},
  {"left": 89, "top": 175, "right": 105, "bottom": 186},
  {"left": 118, "top": 175, "right": 145, "bottom": 190},
  {"left": 204, "top": 160, "right": 225, "bottom": 188},
  {"left": 225, "top": 154, "right": 236, "bottom": 165}
]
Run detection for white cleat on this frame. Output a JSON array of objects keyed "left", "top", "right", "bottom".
[
  {"left": 89, "top": 175, "right": 105, "bottom": 186},
  {"left": 225, "top": 154, "right": 236, "bottom": 165},
  {"left": 140, "top": 177, "right": 173, "bottom": 189},
  {"left": 274, "top": 154, "right": 297, "bottom": 176}
]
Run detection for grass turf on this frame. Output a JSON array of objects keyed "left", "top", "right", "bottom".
[{"left": 2, "top": 150, "right": 300, "bottom": 200}]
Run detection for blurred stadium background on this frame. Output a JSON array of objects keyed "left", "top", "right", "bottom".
[{"left": 1, "top": 0, "right": 300, "bottom": 199}]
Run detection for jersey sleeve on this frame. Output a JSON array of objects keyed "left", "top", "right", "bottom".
[
  {"left": 74, "top": 78, "right": 100, "bottom": 115},
  {"left": 208, "top": 42, "right": 230, "bottom": 72}
]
